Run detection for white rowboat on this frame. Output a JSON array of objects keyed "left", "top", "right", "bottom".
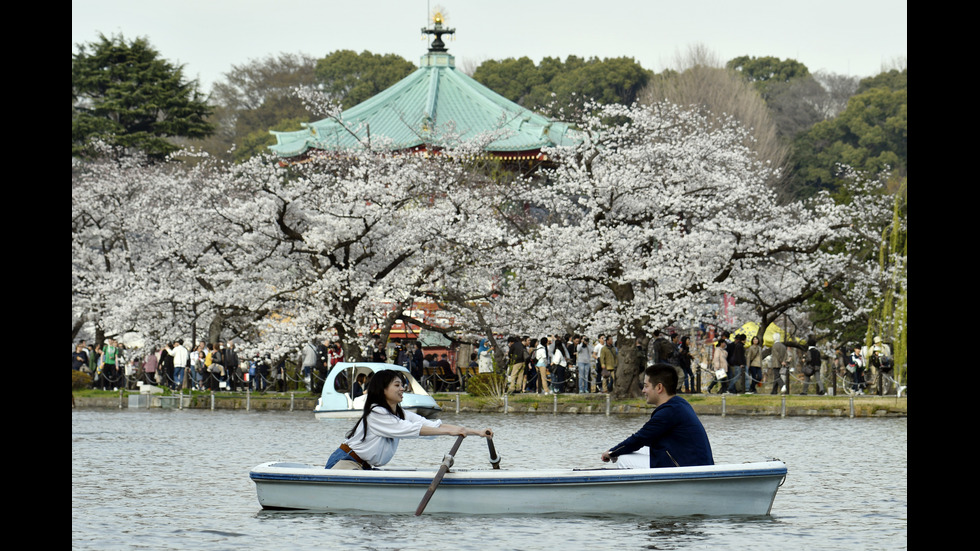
[{"left": 250, "top": 460, "right": 787, "bottom": 516}]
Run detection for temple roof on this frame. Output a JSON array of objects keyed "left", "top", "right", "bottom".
[{"left": 269, "top": 30, "right": 579, "bottom": 158}]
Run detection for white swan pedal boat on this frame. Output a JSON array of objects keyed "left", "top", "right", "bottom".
[
  {"left": 314, "top": 362, "right": 441, "bottom": 420},
  {"left": 250, "top": 460, "right": 787, "bottom": 516}
]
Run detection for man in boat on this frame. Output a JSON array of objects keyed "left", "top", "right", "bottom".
[{"left": 601, "top": 364, "right": 713, "bottom": 469}]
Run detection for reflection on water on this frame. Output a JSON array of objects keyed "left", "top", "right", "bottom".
[
  {"left": 639, "top": 518, "right": 713, "bottom": 549},
  {"left": 72, "top": 409, "right": 906, "bottom": 550}
]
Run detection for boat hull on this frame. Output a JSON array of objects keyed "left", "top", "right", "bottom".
[{"left": 250, "top": 461, "right": 786, "bottom": 516}]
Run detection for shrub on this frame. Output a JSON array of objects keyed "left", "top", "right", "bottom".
[
  {"left": 72, "top": 370, "right": 93, "bottom": 390},
  {"left": 467, "top": 373, "right": 506, "bottom": 396}
]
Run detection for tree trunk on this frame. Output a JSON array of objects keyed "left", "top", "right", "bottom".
[
  {"left": 95, "top": 325, "right": 106, "bottom": 349},
  {"left": 207, "top": 313, "right": 224, "bottom": 345},
  {"left": 607, "top": 279, "right": 647, "bottom": 398},
  {"left": 335, "top": 324, "right": 363, "bottom": 362},
  {"left": 612, "top": 334, "right": 643, "bottom": 398},
  {"left": 72, "top": 317, "right": 85, "bottom": 343}
]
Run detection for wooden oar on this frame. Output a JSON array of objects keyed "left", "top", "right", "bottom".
[
  {"left": 486, "top": 431, "right": 500, "bottom": 469},
  {"left": 415, "top": 435, "right": 465, "bottom": 516}
]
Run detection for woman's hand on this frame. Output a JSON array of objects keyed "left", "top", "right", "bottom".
[
  {"left": 442, "top": 425, "right": 494, "bottom": 438},
  {"left": 444, "top": 425, "right": 468, "bottom": 437}
]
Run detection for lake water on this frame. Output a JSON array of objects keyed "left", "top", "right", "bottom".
[{"left": 72, "top": 409, "right": 906, "bottom": 550}]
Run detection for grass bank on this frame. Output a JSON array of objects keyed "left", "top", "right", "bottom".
[
  {"left": 71, "top": 389, "right": 906, "bottom": 417},
  {"left": 432, "top": 392, "right": 907, "bottom": 417}
]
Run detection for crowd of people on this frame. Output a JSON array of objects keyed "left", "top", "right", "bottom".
[
  {"left": 694, "top": 331, "right": 899, "bottom": 396},
  {"left": 72, "top": 338, "right": 293, "bottom": 392},
  {"left": 495, "top": 328, "right": 900, "bottom": 397},
  {"left": 72, "top": 326, "right": 900, "bottom": 398}
]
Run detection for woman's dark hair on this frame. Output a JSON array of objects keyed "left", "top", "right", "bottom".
[{"left": 346, "top": 369, "right": 406, "bottom": 440}]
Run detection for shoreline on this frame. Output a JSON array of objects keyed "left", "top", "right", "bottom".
[{"left": 71, "top": 390, "right": 907, "bottom": 417}]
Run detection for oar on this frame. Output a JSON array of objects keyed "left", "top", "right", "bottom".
[
  {"left": 486, "top": 431, "right": 500, "bottom": 469},
  {"left": 415, "top": 435, "right": 465, "bottom": 516}
]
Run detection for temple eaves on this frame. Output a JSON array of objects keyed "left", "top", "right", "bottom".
[{"left": 269, "top": 19, "right": 579, "bottom": 160}]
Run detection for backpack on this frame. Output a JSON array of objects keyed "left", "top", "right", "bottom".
[{"left": 655, "top": 339, "right": 674, "bottom": 363}]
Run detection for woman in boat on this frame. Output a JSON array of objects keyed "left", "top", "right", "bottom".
[{"left": 325, "top": 369, "right": 493, "bottom": 470}]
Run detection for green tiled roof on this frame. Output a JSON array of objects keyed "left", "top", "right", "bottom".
[{"left": 269, "top": 51, "right": 579, "bottom": 158}]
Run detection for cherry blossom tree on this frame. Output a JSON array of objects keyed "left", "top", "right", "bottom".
[
  {"left": 72, "top": 144, "right": 282, "bottom": 350},
  {"left": 73, "top": 98, "right": 896, "bottom": 392},
  {"left": 807, "top": 173, "right": 907, "bottom": 348},
  {"left": 208, "top": 135, "right": 514, "bottom": 359},
  {"left": 72, "top": 152, "right": 146, "bottom": 344},
  {"left": 511, "top": 101, "right": 850, "bottom": 396}
]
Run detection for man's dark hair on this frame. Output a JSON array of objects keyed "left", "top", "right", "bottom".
[{"left": 644, "top": 364, "right": 678, "bottom": 396}]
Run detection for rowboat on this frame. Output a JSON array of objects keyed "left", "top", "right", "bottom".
[
  {"left": 314, "top": 362, "right": 441, "bottom": 419},
  {"left": 249, "top": 460, "right": 787, "bottom": 516}
]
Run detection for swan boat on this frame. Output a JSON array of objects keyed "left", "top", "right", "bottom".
[
  {"left": 250, "top": 460, "right": 787, "bottom": 516},
  {"left": 314, "top": 362, "right": 441, "bottom": 420}
]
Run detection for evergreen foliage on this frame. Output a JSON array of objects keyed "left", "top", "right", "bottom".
[
  {"left": 473, "top": 55, "right": 652, "bottom": 117},
  {"left": 791, "top": 84, "right": 907, "bottom": 195},
  {"left": 314, "top": 50, "right": 417, "bottom": 109},
  {"left": 727, "top": 55, "right": 810, "bottom": 100},
  {"left": 72, "top": 34, "right": 213, "bottom": 159}
]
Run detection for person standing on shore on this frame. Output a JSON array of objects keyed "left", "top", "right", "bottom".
[
  {"left": 171, "top": 339, "right": 189, "bottom": 390},
  {"left": 707, "top": 340, "right": 728, "bottom": 394},
  {"left": 477, "top": 339, "right": 493, "bottom": 374},
  {"left": 678, "top": 336, "right": 695, "bottom": 394},
  {"left": 507, "top": 336, "right": 527, "bottom": 393},
  {"left": 849, "top": 346, "right": 866, "bottom": 394},
  {"left": 576, "top": 336, "right": 593, "bottom": 394},
  {"left": 745, "top": 336, "right": 763, "bottom": 394},
  {"left": 599, "top": 337, "right": 617, "bottom": 393},
  {"left": 726, "top": 334, "right": 747, "bottom": 394},
  {"left": 770, "top": 334, "right": 788, "bottom": 395},
  {"left": 802, "top": 338, "right": 825, "bottom": 395}
]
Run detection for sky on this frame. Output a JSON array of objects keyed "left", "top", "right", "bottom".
[{"left": 72, "top": 0, "right": 907, "bottom": 92}]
